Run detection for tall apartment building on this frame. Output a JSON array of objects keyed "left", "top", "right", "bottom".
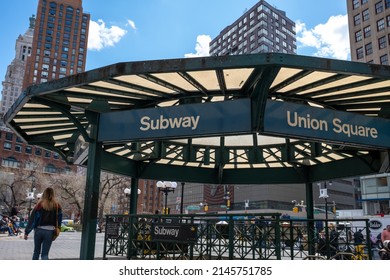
[
  {"left": 0, "top": 0, "right": 90, "bottom": 216},
  {"left": 12, "top": 0, "right": 163, "bottom": 216},
  {"left": 23, "top": 0, "right": 90, "bottom": 89},
  {"left": 347, "top": 0, "right": 390, "bottom": 215},
  {"left": 194, "top": 1, "right": 358, "bottom": 215},
  {"left": 347, "top": 0, "right": 390, "bottom": 64},
  {"left": 209, "top": 0, "right": 296, "bottom": 56},
  {"left": 0, "top": 0, "right": 89, "bottom": 172},
  {"left": 0, "top": 17, "right": 35, "bottom": 115}
]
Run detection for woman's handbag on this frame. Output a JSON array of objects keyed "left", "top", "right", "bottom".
[
  {"left": 52, "top": 227, "right": 60, "bottom": 241},
  {"left": 52, "top": 205, "right": 60, "bottom": 241}
]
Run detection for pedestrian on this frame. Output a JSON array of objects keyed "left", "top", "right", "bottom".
[
  {"left": 381, "top": 225, "right": 390, "bottom": 243},
  {"left": 353, "top": 229, "right": 364, "bottom": 245},
  {"left": 24, "top": 187, "right": 62, "bottom": 260},
  {"left": 10, "top": 204, "right": 19, "bottom": 216},
  {"left": 0, "top": 215, "right": 15, "bottom": 236},
  {"left": 328, "top": 223, "right": 339, "bottom": 257}
]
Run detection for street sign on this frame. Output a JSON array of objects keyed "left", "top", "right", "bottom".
[{"left": 151, "top": 223, "right": 198, "bottom": 242}]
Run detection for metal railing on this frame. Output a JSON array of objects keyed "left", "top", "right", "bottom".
[{"left": 102, "top": 213, "right": 372, "bottom": 260}]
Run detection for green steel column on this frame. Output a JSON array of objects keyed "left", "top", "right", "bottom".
[
  {"left": 305, "top": 180, "right": 316, "bottom": 256},
  {"left": 274, "top": 215, "right": 281, "bottom": 260},
  {"left": 79, "top": 113, "right": 102, "bottom": 260},
  {"left": 228, "top": 215, "right": 234, "bottom": 259},
  {"left": 130, "top": 177, "right": 139, "bottom": 214},
  {"left": 127, "top": 177, "right": 139, "bottom": 259}
]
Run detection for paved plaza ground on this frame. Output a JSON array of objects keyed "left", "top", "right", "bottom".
[{"left": 0, "top": 231, "right": 105, "bottom": 260}]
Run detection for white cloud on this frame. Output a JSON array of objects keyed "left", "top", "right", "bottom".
[
  {"left": 296, "top": 15, "right": 350, "bottom": 60},
  {"left": 184, "top": 35, "right": 211, "bottom": 58},
  {"left": 126, "top": 19, "right": 137, "bottom": 30},
  {"left": 88, "top": 19, "right": 128, "bottom": 51}
]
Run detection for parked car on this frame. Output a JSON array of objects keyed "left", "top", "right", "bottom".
[
  {"left": 62, "top": 219, "right": 74, "bottom": 226},
  {"left": 61, "top": 222, "right": 75, "bottom": 232}
]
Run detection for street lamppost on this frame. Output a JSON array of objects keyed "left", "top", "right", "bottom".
[
  {"left": 156, "top": 181, "right": 177, "bottom": 215},
  {"left": 244, "top": 200, "right": 249, "bottom": 213},
  {"left": 123, "top": 187, "right": 141, "bottom": 214},
  {"left": 318, "top": 181, "right": 332, "bottom": 221},
  {"left": 26, "top": 176, "right": 36, "bottom": 214},
  {"left": 180, "top": 182, "right": 185, "bottom": 214},
  {"left": 223, "top": 187, "right": 230, "bottom": 214}
]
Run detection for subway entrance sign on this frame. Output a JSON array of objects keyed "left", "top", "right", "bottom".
[
  {"left": 263, "top": 100, "right": 390, "bottom": 149},
  {"left": 98, "top": 99, "right": 252, "bottom": 142}
]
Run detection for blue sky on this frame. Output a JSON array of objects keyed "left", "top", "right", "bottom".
[{"left": 0, "top": 0, "right": 348, "bottom": 93}]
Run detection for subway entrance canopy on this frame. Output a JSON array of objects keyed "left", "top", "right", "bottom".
[{"left": 4, "top": 53, "right": 390, "bottom": 259}]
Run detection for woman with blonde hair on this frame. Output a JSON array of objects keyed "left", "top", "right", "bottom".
[{"left": 24, "top": 187, "right": 62, "bottom": 260}]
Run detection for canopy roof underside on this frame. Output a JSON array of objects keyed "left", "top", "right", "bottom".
[{"left": 4, "top": 53, "right": 390, "bottom": 184}]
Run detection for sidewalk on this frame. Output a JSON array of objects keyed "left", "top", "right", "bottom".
[{"left": 0, "top": 231, "right": 105, "bottom": 260}]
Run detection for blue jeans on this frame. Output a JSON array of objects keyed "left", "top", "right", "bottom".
[{"left": 33, "top": 227, "right": 54, "bottom": 260}]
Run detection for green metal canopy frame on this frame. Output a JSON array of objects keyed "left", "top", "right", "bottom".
[{"left": 4, "top": 53, "right": 390, "bottom": 259}]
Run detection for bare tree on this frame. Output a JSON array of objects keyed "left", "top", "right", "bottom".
[
  {"left": 48, "top": 173, "right": 85, "bottom": 222},
  {"left": 0, "top": 157, "right": 133, "bottom": 230},
  {"left": 0, "top": 162, "right": 44, "bottom": 217},
  {"left": 98, "top": 172, "right": 131, "bottom": 228}
]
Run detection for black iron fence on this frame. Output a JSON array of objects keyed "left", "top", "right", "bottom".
[{"left": 102, "top": 213, "right": 373, "bottom": 260}]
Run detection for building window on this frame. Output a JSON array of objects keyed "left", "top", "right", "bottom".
[
  {"left": 356, "top": 47, "right": 364, "bottom": 59},
  {"left": 379, "top": 36, "right": 387, "bottom": 49},
  {"left": 352, "top": 0, "right": 360, "bottom": 9},
  {"left": 362, "top": 9, "right": 370, "bottom": 21},
  {"left": 3, "top": 142, "right": 12, "bottom": 150},
  {"left": 2, "top": 157, "right": 19, "bottom": 168},
  {"left": 361, "top": 0, "right": 368, "bottom": 4},
  {"left": 354, "top": 14, "right": 361, "bottom": 26},
  {"left": 45, "top": 150, "right": 51, "bottom": 158},
  {"left": 15, "top": 145, "right": 22, "bottom": 153},
  {"left": 375, "top": 1, "right": 384, "bottom": 14},
  {"left": 363, "top": 25, "right": 371, "bottom": 38},
  {"left": 35, "top": 148, "right": 42, "bottom": 156},
  {"left": 380, "top": 54, "right": 389, "bottom": 65},
  {"left": 365, "top": 42, "right": 373, "bottom": 55},
  {"left": 355, "top": 30, "right": 363, "bottom": 42},
  {"left": 5, "top": 132, "right": 13, "bottom": 141},
  {"left": 44, "top": 164, "right": 57, "bottom": 173},
  {"left": 63, "top": 167, "right": 72, "bottom": 174},
  {"left": 386, "top": 0, "right": 390, "bottom": 8},
  {"left": 25, "top": 146, "right": 32, "bottom": 154},
  {"left": 377, "top": 18, "right": 385, "bottom": 31}
]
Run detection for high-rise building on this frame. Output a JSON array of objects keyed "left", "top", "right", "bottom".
[
  {"left": 0, "top": 1, "right": 90, "bottom": 216},
  {"left": 0, "top": 0, "right": 90, "bottom": 173},
  {"left": 209, "top": 0, "right": 296, "bottom": 56},
  {"left": 23, "top": 0, "right": 90, "bottom": 89},
  {"left": 198, "top": 1, "right": 358, "bottom": 215},
  {"left": 346, "top": 0, "right": 390, "bottom": 215},
  {"left": 3, "top": 1, "right": 163, "bottom": 216},
  {"left": 0, "top": 16, "right": 35, "bottom": 115},
  {"left": 347, "top": 0, "right": 390, "bottom": 64}
]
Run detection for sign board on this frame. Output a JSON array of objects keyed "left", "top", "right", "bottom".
[
  {"left": 98, "top": 99, "right": 251, "bottom": 142},
  {"left": 263, "top": 100, "right": 390, "bottom": 149},
  {"left": 151, "top": 223, "right": 198, "bottom": 243},
  {"left": 105, "top": 218, "right": 121, "bottom": 238}
]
